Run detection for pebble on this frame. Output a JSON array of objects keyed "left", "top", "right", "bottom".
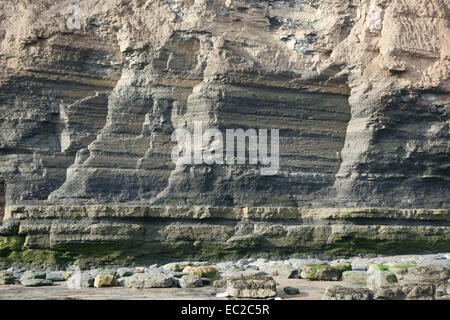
[{"left": 283, "top": 286, "right": 300, "bottom": 295}]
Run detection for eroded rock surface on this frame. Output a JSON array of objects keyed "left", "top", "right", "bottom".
[
  {"left": 227, "top": 275, "right": 277, "bottom": 299},
  {"left": 0, "top": 0, "right": 449, "bottom": 266}
]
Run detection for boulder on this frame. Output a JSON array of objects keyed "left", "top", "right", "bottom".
[
  {"left": 342, "top": 271, "right": 368, "bottom": 285},
  {"left": 373, "top": 287, "right": 405, "bottom": 300},
  {"left": 227, "top": 276, "right": 277, "bottom": 299},
  {"left": 89, "top": 268, "right": 116, "bottom": 277},
  {"left": 21, "top": 278, "right": 53, "bottom": 287},
  {"left": 402, "top": 284, "right": 435, "bottom": 300},
  {"left": 322, "top": 285, "right": 372, "bottom": 300},
  {"left": 333, "top": 263, "right": 352, "bottom": 273},
  {"left": 179, "top": 275, "right": 203, "bottom": 288},
  {"left": 435, "top": 282, "right": 449, "bottom": 297},
  {"left": 221, "top": 265, "right": 246, "bottom": 274},
  {"left": 94, "top": 275, "right": 118, "bottom": 288},
  {"left": 163, "top": 262, "right": 191, "bottom": 272},
  {"left": 367, "top": 271, "right": 398, "bottom": 289},
  {"left": 388, "top": 261, "right": 416, "bottom": 280},
  {"left": 213, "top": 279, "right": 228, "bottom": 288},
  {"left": 183, "top": 266, "right": 219, "bottom": 280},
  {"left": 67, "top": 272, "right": 95, "bottom": 289},
  {"left": 259, "top": 265, "right": 279, "bottom": 276},
  {"left": 402, "top": 265, "right": 450, "bottom": 284},
  {"left": 300, "top": 264, "right": 343, "bottom": 281},
  {"left": 120, "top": 271, "right": 175, "bottom": 288},
  {"left": 221, "top": 270, "right": 268, "bottom": 281}
]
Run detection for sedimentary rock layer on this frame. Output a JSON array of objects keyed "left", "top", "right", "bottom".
[
  {"left": 1, "top": 205, "right": 449, "bottom": 267},
  {"left": 0, "top": 0, "right": 449, "bottom": 265}
]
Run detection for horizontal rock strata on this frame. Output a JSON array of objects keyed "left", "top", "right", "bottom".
[
  {"left": 1, "top": 206, "right": 449, "bottom": 267},
  {"left": 0, "top": 0, "right": 449, "bottom": 266}
]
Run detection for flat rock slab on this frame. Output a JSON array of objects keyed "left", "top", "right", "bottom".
[
  {"left": 120, "top": 272, "right": 175, "bottom": 288},
  {"left": 21, "top": 279, "right": 53, "bottom": 287},
  {"left": 227, "top": 276, "right": 277, "bottom": 299}
]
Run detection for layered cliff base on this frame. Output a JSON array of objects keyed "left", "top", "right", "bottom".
[
  {"left": 0, "top": 0, "right": 449, "bottom": 266},
  {"left": 1, "top": 206, "right": 449, "bottom": 268},
  {"left": 1, "top": 253, "right": 449, "bottom": 300}
]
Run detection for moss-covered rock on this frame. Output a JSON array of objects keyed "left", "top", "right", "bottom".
[
  {"left": 277, "top": 266, "right": 299, "bottom": 279},
  {"left": 389, "top": 261, "right": 417, "bottom": 279},
  {"left": 0, "top": 236, "right": 25, "bottom": 256},
  {"left": 300, "top": 264, "right": 348, "bottom": 281},
  {"left": 2, "top": 249, "right": 75, "bottom": 268},
  {"left": 342, "top": 271, "right": 368, "bottom": 285},
  {"left": 183, "top": 266, "right": 219, "bottom": 280},
  {"left": 1, "top": 208, "right": 450, "bottom": 268},
  {"left": 367, "top": 271, "right": 398, "bottom": 289},
  {"left": 368, "top": 263, "right": 390, "bottom": 273},
  {"left": 62, "top": 273, "right": 72, "bottom": 280},
  {"left": 0, "top": 240, "right": 141, "bottom": 269},
  {"left": 332, "top": 263, "right": 352, "bottom": 273},
  {"left": 94, "top": 275, "right": 118, "bottom": 288}
]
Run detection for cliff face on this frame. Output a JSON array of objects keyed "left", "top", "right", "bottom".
[{"left": 0, "top": 0, "right": 449, "bottom": 267}]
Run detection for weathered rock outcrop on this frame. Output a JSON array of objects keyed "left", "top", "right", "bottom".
[{"left": 0, "top": 0, "right": 449, "bottom": 267}]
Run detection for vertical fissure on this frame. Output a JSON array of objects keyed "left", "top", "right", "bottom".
[{"left": 0, "top": 180, "right": 5, "bottom": 222}]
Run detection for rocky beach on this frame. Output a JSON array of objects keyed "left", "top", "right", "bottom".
[
  {"left": 0, "top": 0, "right": 449, "bottom": 303},
  {"left": 1, "top": 253, "right": 449, "bottom": 300}
]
